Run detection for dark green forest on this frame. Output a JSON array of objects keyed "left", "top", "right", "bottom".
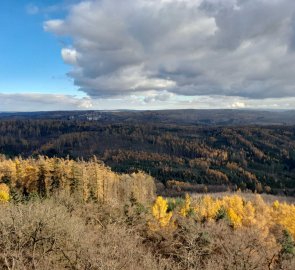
[{"left": 0, "top": 112, "right": 295, "bottom": 195}]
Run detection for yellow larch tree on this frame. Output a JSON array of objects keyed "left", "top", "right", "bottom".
[
  {"left": 194, "top": 195, "right": 221, "bottom": 222},
  {"left": 180, "top": 193, "right": 192, "bottom": 217},
  {"left": 149, "top": 196, "right": 174, "bottom": 231},
  {"left": 272, "top": 200, "right": 295, "bottom": 238},
  {"left": 0, "top": 183, "right": 10, "bottom": 202}
]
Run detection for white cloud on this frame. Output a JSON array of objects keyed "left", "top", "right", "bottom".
[
  {"left": 143, "top": 90, "right": 174, "bottom": 103},
  {"left": 231, "top": 101, "right": 246, "bottom": 109},
  {"left": 0, "top": 94, "right": 92, "bottom": 111},
  {"left": 3, "top": 93, "right": 295, "bottom": 111},
  {"left": 44, "top": 20, "right": 65, "bottom": 33},
  {"left": 43, "top": 0, "right": 295, "bottom": 105},
  {"left": 61, "top": 48, "right": 78, "bottom": 65}
]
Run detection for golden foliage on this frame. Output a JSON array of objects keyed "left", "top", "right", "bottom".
[
  {"left": 0, "top": 156, "right": 155, "bottom": 206},
  {"left": 242, "top": 201, "right": 256, "bottom": 227},
  {"left": 271, "top": 200, "right": 295, "bottom": 238},
  {"left": 180, "top": 193, "right": 191, "bottom": 217},
  {"left": 222, "top": 195, "right": 246, "bottom": 228},
  {"left": 0, "top": 183, "right": 10, "bottom": 202},
  {"left": 150, "top": 194, "right": 295, "bottom": 239},
  {"left": 147, "top": 194, "right": 295, "bottom": 269},
  {"left": 194, "top": 195, "right": 221, "bottom": 222},
  {"left": 152, "top": 196, "right": 172, "bottom": 227},
  {"left": 149, "top": 196, "right": 174, "bottom": 231},
  {"left": 193, "top": 194, "right": 256, "bottom": 228}
]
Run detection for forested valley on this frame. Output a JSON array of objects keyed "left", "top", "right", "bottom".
[{"left": 0, "top": 116, "right": 294, "bottom": 195}]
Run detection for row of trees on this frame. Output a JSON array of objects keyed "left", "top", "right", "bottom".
[
  {"left": 147, "top": 194, "right": 295, "bottom": 269},
  {"left": 151, "top": 194, "right": 295, "bottom": 237},
  {"left": 0, "top": 155, "right": 155, "bottom": 205}
]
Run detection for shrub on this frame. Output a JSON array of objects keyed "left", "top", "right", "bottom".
[{"left": 0, "top": 196, "right": 175, "bottom": 270}]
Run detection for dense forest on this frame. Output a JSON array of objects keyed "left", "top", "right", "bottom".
[
  {"left": 0, "top": 115, "right": 294, "bottom": 195},
  {"left": 0, "top": 155, "right": 155, "bottom": 204}
]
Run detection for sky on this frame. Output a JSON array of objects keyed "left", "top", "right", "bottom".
[{"left": 1, "top": 0, "right": 295, "bottom": 111}]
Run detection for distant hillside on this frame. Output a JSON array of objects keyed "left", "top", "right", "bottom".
[
  {"left": 0, "top": 117, "right": 294, "bottom": 195},
  {"left": 1, "top": 109, "right": 295, "bottom": 126}
]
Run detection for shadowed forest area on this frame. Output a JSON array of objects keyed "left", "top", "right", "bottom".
[{"left": 0, "top": 111, "right": 294, "bottom": 195}]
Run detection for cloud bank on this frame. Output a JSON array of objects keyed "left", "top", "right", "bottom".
[
  {"left": 0, "top": 94, "right": 92, "bottom": 111},
  {"left": 43, "top": 0, "right": 295, "bottom": 103},
  {"left": 2, "top": 92, "right": 295, "bottom": 111}
]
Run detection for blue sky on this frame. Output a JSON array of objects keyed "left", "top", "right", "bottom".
[
  {"left": 1, "top": 0, "right": 295, "bottom": 111},
  {"left": 0, "top": 0, "right": 78, "bottom": 96}
]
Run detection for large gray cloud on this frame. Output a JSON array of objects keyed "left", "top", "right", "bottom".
[{"left": 44, "top": 0, "right": 295, "bottom": 99}]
